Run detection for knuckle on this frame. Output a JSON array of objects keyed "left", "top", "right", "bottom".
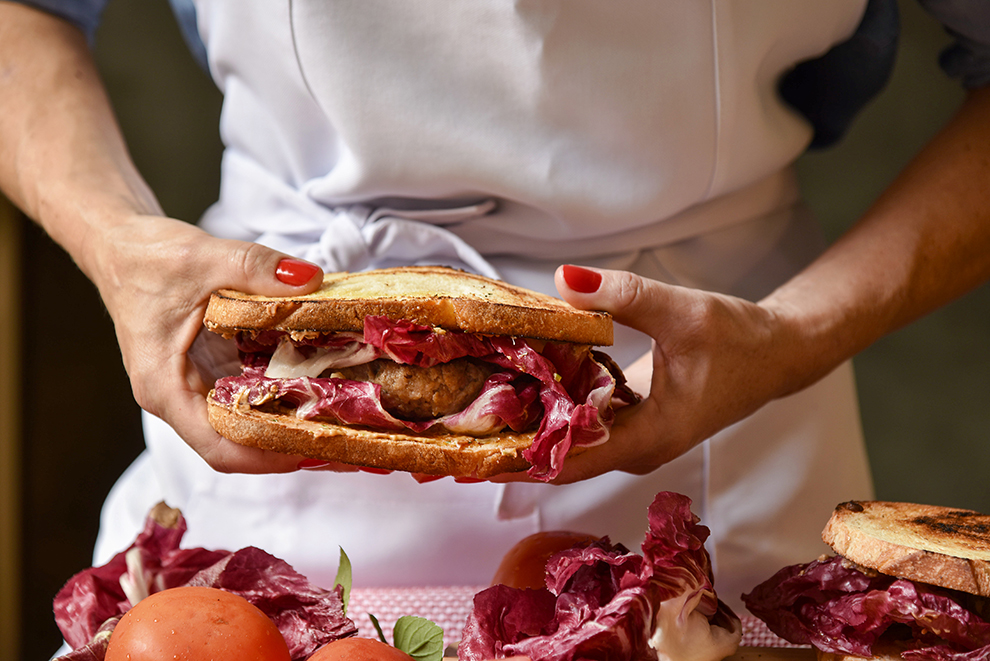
[
  {"left": 168, "top": 233, "right": 200, "bottom": 263},
  {"left": 233, "top": 241, "right": 278, "bottom": 280},
  {"left": 155, "top": 230, "right": 206, "bottom": 277},
  {"left": 611, "top": 271, "right": 648, "bottom": 310},
  {"left": 607, "top": 272, "right": 660, "bottom": 325}
]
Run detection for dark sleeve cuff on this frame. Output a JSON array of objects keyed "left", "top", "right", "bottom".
[
  {"left": 919, "top": 0, "right": 990, "bottom": 88},
  {"left": 779, "top": 0, "right": 899, "bottom": 149},
  {"left": 9, "top": 0, "right": 109, "bottom": 44}
]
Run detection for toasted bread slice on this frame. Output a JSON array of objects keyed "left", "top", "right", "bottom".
[
  {"left": 207, "top": 395, "right": 537, "bottom": 478},
  {"left": 204, "top": 265, "right": 613, "bottom": 346},
  {"left": 822, "top": 500, "right": 990, "bottom": 596}
]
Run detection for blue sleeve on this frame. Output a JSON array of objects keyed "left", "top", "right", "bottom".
[
  {"left": 9, "top": 0, "right": 109, "bottom": 44},
  {"left": 10, "top": 0, "right": 207, "bottom": 71},
  {"left": 918, "top": 0, "right": 990, "bottom": 88},
  {"left": 167, "top": 0, "right": 209, "bottom": 71}
]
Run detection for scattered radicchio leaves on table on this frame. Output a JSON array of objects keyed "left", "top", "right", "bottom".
[{"left": 52, "top": 502, "right": 357, "bottom": 661}]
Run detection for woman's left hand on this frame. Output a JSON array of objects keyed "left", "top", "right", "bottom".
[{"left": 499, "top": 264, "right": 818, "bottom": 485}]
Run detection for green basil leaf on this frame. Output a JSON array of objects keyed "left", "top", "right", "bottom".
[
  {"left": 393, "top": 615, "right": 444, "bottom": 661},
  {"left": 333, "top": 547, "right": 352, "bottom": 613}
]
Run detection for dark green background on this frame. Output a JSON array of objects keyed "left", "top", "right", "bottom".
[{"left": 17, "top": 1, "right": 990, "bottom": 658}]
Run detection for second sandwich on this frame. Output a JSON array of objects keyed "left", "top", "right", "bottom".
[{"left": 743, "top": 499, "right": 990, "bottom": 660}]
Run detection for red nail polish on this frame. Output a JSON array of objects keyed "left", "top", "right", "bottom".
[
  {"left": 298, "top": 458, "right": 332, "bottom": 470},
  {"left": 561, "top": 264, "right": 602, "bottom": 293},
  {"left": 358, "top": 466, "right": 392, "bottom": 475},
  {"left": 276, "top": 258, "right": 320, "bottom": 286}
]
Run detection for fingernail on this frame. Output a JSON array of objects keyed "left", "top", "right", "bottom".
[
  {"left": 358, "top": 466, "right": 392, "bottom": 475},
  {"left": 561, "top": 264, "right": 602, "bottom": 293},
  {"left": 412, "top": 474, "right": 445, "bottom": 484},
  {"left": 298, "top": 458, "right": 333, "bottom": 470},
  {"left": 454, "top": 477, "right": 484, "bottom": 484},
  {"left": 276, "top": 258, "right": 320, "bottom": 286}
]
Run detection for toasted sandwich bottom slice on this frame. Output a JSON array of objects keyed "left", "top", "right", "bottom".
[{"left": 207, "top": 395, "right": 537, "bottom": 478}]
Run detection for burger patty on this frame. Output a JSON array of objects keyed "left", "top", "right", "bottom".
[{"left": 333, "top": 358, "right": 497, "bottom": 420}]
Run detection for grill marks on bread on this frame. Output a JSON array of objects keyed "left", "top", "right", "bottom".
[
  {"left": 911, "top": 512, "right": 990, "bottom": 541},
  {"left": 824, "top": 500, "right": 990, "bottom": 597}
]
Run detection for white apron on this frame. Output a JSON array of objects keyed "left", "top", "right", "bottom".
[{"left": 96, "top": 0, "right": 874, "bottom": 613}]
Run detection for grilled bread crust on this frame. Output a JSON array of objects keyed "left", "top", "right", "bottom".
[
  {"left": 207, "top": 395, "right": 537, "bottom": 478},
  {"left": 823, "top": 500, "right": 990, "bottom": 597},
  {"left": 204, "top": 265, "right": 613, "bottom": 346}
]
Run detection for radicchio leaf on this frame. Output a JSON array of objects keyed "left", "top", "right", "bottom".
[
  {"left": 53, "top": 503, "right": 356, "bottom": 661},
  {"left": 364, "top": 315, "right": 493, "bottom": 366},
  {"left": 742, "top": 555, "right": 990, "bottom": 661},
  {"left": 51, "top": 616, "right": 120, "bottom": 661},
  {"left": 458, "top": 492, "right": 741, "bottom": 661},
  {"left": 215, "top": 316, "right": 640, "bottom": 481}
]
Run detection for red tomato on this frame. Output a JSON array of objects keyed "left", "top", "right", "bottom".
[
  {"left": 308, "top": 637, "right": 414, "bottom": 661},
  {"left": 492, "top": 530, "right": 601, "bottom": 590},
  {"left": 105, "top": 586, "right": 291, "bottom": 661}
]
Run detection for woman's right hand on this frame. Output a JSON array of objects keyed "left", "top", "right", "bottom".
[
  {"left": 88, "top": 213, "right": 326, "bottom": 474},
  {"left": 0, "top": 5, "right": 331, "bottom": 474}
]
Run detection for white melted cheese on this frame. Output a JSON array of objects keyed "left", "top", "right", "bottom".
[{"left": 264, "top": 334, "right": 377, "bottom": 379}]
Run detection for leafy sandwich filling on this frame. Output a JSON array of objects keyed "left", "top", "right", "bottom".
[{"left": 210, "top": 315, "right": 639, "bottom": 481}]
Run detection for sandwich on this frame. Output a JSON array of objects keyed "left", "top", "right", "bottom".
[
  {"left": 204, "top": 265, "right": 639, "bottom": 481},
  {"left": 742, "top": 500, "right": 990, "bottom": 660}
]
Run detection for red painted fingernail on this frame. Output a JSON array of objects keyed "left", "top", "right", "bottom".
[
  {"left": 298, "top": 458, "right": 333, "bottom": 470},
  {"left": 454, "top": 477, "right": 484, "bottom": 484},
  {"left": 412, "top": 474, "right": 445, "bottom": 484},
  {"left": 561, "top": 264, "right": 602, "bottom": 293},
  {"left": 276, "top": 258, "right": 320, "bottom": 286},
  {"left": 358, "top": 466, "right": 392, "bottom": 475}
]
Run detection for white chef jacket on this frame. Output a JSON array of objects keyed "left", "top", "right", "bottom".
[{"left": 95, "top": 0, "right": 874, "bottom": 613}]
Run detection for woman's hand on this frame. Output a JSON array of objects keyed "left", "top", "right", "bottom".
[
  {"left": 91, "top": 213, "right": 325, "bottom": 473},
  {"left": 528, "top": 264, "right": 815, "bottom": 485},
  {"left": 0, "top": 5, "right": 330, "bottom": 474},
  {"left": 495, "top": 88, "right": 990, "bottom": 486}
]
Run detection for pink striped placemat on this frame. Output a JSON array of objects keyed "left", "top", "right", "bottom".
[{"left": 348, "top": 586, "right": 801, "bottom": 648}]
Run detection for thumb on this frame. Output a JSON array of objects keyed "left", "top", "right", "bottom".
[
  {"left": 211, "top": 238, "right": 324, "bottom": 297},
  {"left": 554, "top": 264, "right": 670, "bottom": 337}
]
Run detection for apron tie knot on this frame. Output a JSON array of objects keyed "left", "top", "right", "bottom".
[{"left": 306, "top": 199, "right": 501, "bottom": 278}]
